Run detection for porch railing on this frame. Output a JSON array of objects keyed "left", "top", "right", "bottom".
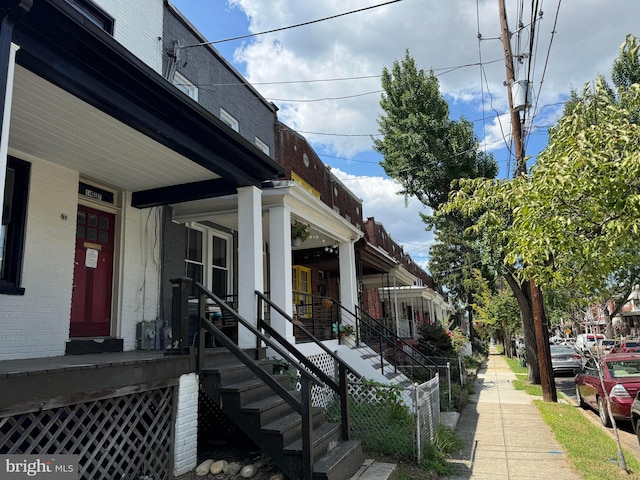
[
  {"left": 290, "top": 291, "right": 341, "bottom": 342},
  {"left": 189, "top": 282, "right": 360, "bottom": 480},
  {"left": 255, "top": 291, "right": 362, "bottom": 436},
  {"left": 260, "top": 289, "right": 438, "bottom": 383},
  {"left": 354, "top": 306, "right": 438, "bottom": 383}
]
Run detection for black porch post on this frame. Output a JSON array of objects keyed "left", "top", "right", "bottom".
[{"left": 167, "top": 277, "right": 192, "bottom": 354}]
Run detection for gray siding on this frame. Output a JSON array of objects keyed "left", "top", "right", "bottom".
[
  {"left": 162, "top": 4, "right": 276, "bottom": 157},
  {"left": 160, "top": 206, "right": 188, "bottom": 330}
]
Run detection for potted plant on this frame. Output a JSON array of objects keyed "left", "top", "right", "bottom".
[
  {"left": 332, "top": 322, "right": 355, "bottom": 338},
  {"left": 341, "top": 323, "right": 356, "bottom": 337},
  {"left": 291, "top": 220, "right": 310, "bottom": 246}
]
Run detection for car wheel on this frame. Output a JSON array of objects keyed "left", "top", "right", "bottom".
[
  {"left": 636, "top": 419, "right": 640, "bottom": 446},
  {"left": 598, "top": 397, "right": 612, "bottom": 427},
  {"left": 575, "top": 386, "right": 585, "bottom": 408}
]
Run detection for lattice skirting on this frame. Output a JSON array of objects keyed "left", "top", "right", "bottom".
[
  {"left": 0, "top": 387, "right": 174, "bottom": 480},
  {"left": 198, "top": 387, "right": 250, "bottom": 447}
]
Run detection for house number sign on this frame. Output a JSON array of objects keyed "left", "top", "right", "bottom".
[{"left": 78, "top": 181, "right": 114, "bottom": 204}]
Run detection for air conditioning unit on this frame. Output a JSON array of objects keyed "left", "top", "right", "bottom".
[{"left": 136, "top": 320, "right": 157, "bottom": 350}]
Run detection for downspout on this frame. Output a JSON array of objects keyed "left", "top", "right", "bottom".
[{"left": 0, "top": 1, "right": 31, "bottom": 220}]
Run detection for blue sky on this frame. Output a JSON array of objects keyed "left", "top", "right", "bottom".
[{"left": 170, "top": 0, "right": 640, "bottom": 269}]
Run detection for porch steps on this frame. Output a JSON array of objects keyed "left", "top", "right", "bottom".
[
  {"left": 342, "top": 345, "right": 414, "bottom": 388},
  {"left": 200, "top": 360, "right": 365, "bottom": 480}
]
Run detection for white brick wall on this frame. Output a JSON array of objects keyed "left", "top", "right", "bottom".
[
  {"left": 118, "top": 202, "right": 162, "bottom": 351},
  {"left": 0, "top": 160, "right": 78, "bottom": 360},
  {"left": 173, "top": 373, "right": 199, "bottom": 476},
  {"left": 0, "top": 158, "right": 162, "bottom": 360},
  {"left": 93, "top": 0, "right": 164, "bottom": 74}
]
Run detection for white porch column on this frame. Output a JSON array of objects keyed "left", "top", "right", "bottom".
[
  {"left": 237, "top": 186, "right": 263, "bottom": 348},
  {"left": 268, "top": 205, "right": 294, "bottom": 343},
  {"left": 429, "top": 298, "right": 436, "bottom": 325},
  {"left": 0, "top": 43, "right": 19, "bottom": 228},
  {"left": 338, "top": 240, "right": 357, "bottom": 323}
]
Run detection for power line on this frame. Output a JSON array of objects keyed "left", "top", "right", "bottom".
[
  {"left": 176, "top": 59, "right": 503, "bottom": 89},
  {"left": 181, "top": 0, "right": 404, "bottom": 48},
  {"left": 267, "top": 89, "right": 383, "bottom": 103},
  {"left": 527, "top": 0, "right": 563, "bottom": 154}
]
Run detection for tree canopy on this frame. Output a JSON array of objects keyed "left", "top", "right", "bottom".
[
  {"left": 445, "top": 79, "right": 640, "bottom": 307},
  {"left": 373, "top": 49, "right": 497, "bottom": 215}
]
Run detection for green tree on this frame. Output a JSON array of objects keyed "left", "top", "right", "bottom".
[
  {"left": 373, "top": 50, "right": 497, "bottom": 215},
  {"left": 445, "top": 79, "right": 640, "bottom": 342},
  {"left": 467, "top": 269, "right": 520, "bottom": 353},
  {"left": 612, "top": 34, "right": 640, "bottom": 90},
  {"left": 374, "top": 50, "right": 498, "bottom": 343}
]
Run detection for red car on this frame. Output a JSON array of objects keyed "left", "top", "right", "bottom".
[
  {"left": 574, "top": 353, "right": 640, "bottom": 426},
  {"left": 611, "top": 340, "right": 640, "bottom": 354}
]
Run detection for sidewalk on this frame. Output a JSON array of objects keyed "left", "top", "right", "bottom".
[{"left": 445, "top": 350, "right": 582, "bottom": 480}]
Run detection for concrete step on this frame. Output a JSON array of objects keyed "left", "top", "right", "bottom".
[{"left": 349, "top": 459, "right": 398, "bottom": 480}]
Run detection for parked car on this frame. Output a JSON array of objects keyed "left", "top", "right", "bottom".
[
  {"left": 611, "top": 340, "right": 640, "bottom": 354},
  {"left": 598, "top": 339, "right": 619, "bottom": 355},
  {"left": 630, "top": 392, "right": 640, "bottom": 444},
  {"left": 575, "top": 353, "right": 640, "bottom": 426},
  {"left": 550, "top": 345, "right": 582, "bottom": 375},
  {"left": 575, "top": 333, "right": 606, "bottom": 354}
]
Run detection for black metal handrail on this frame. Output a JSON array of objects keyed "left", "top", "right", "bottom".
[
  {"left": 354, "top": 306, "right": 438, "bottom": 382},
  {"left": 255, "top": 291, "right": 361, "bottom": 443},
  {"left": 193, "top": 283, "right": 320, "bottom": 479}
]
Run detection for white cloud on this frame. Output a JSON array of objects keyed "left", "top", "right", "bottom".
[
  {"left": 227, "top": 0, "right": 640, "bottom": 159},
  {"left": 331, "top": 168, "right": 435, "bottom": 269}
]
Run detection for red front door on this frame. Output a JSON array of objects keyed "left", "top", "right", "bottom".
[{"left": 70, "top": 205, "right": 115, "bottom": 337}]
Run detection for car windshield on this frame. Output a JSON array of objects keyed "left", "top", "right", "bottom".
[{"left": 608, "top": 360, "right": 640, "bottom": 378}]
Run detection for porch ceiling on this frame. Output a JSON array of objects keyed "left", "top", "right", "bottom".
[
  {"left": 9, "top": 66, "right": 216, "bottom": 192},
  {"left": 6, "top": 0, "right": 283, "bottom": 206}
]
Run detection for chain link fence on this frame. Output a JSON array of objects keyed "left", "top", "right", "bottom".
[
  {"left": 295, "top": 349, "right": 442, "bottom": 463},
  {"left": 322, "top": 377, "right": 440, "bottom": 462}
]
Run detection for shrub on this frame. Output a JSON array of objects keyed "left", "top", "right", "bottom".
[{"left": 418, "top": 323, "right": 454, "bottom": 356}]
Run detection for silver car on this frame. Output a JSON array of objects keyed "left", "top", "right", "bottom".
[{"left": 550, "top": 345, "right": 583, "bottom": 375}]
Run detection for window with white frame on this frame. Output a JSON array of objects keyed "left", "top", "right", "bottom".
[
  {"left": 220, "top": 108, "right": 239, "bottom": 132},
  {"left": 254, "top": 137, "right": 269, "bottom": 155},
  {"left": 186, "top": 225, "right": 232, "bottom": 298},
  {"left": 173, "top": 71, "right": 198, "bottom": 101}
]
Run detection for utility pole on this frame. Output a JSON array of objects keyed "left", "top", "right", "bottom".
[{"left": 498, "top": 0, "right": 556, "bottom": 402}]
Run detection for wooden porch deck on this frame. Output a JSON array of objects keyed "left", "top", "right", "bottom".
[
  {"left": 0, "top": 349, "right": 171, "bottom": 376},
  {"left": 0, "top": 349, "right": 199, "bottom": 417}
]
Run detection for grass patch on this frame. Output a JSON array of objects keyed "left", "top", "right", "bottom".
[
  {"left": 511, "top": 379, "right": 543, "bottom": 396},
  {"left": 504, "top": 355, "right": 527, "bottom": 375},
  {"left": 420, "top": 425, "right": 463, "bottom": 477},
  {"left": 536, "top": 401, "right": 640, "bottom": 479},
  {"left": 504, "top": 354, "right": 640, "bottom": 479}
]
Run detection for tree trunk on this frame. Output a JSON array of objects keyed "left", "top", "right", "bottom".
[
  {"left": 604, "top": 307, "right": 614, "bottom": 339},
  {"left": 467, "top": 305, "right": 475, "bottom": 342},
  {"left": 504, "top": 272, "right": 540, "bottom": 384}
]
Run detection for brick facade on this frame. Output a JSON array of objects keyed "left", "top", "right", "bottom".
[
  {"left": 94, "top": 0, "right": 164, "bottom": 73},
  {"left": 276, "top": 123, "right": 362, "bottom": 229}
]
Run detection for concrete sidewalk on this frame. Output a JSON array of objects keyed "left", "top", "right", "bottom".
[{"left": 445, "top": 350, "right": 582, "bottom": 480}]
